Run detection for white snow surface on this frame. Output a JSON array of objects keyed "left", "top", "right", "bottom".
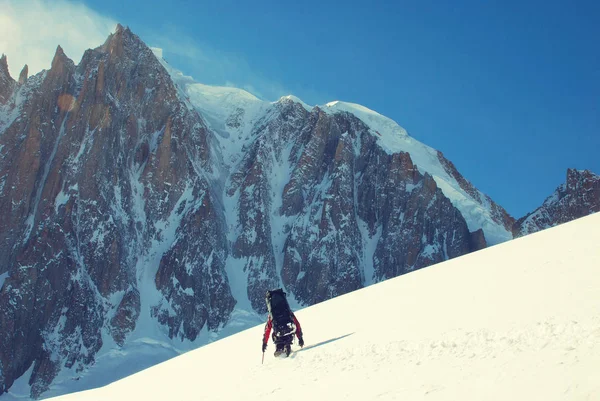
[
  {"left": 48, "top": 212, "right": 600, "bottom": 401},
  {"left": 150, "top": 48, "right": 511, "bottom": 244}
]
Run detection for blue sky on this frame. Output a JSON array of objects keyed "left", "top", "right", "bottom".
[{"left": 6, "top": 0, "right": 599, "bottom": 217}]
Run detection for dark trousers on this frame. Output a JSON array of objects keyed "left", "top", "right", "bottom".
[
  {"left": 273, "top": 333, "right": 293, "bottom": 355},
  {"left": 273, "top": 333, "right": 293, "bottom": 346}
]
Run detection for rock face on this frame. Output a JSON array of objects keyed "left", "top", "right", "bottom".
[
  {"left": 18, "top": 64, "right": 28, "bottom": 85},
  {"left": 0, "top": 25, "right": 234, "bottom": 397},
  {"left": 0, "top": 54, "right": 15, "bottom": 105},
  {"left": 218, "top": 99, "right": 489, "bottom": 309},
  {"left": 514, "top": 169, "right": 600, "bottom": 237},
  {"left": 0, "top": 26, "right": 515, "bottom": 398}
]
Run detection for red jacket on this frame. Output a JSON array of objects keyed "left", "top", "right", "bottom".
[{"left": 262, "top": 313, "right": 302, "bottom": 344}]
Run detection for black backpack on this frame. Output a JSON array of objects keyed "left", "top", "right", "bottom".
[{"left": 266, "top": 289, "right": 294, "bottom": 335}]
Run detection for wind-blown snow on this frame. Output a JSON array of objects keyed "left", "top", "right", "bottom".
[
  {"left": 323, "top": 100, "right": 409, "bottom": 144},
  {"left": 48, "top": 212, "right": 600, "bottom": 401}
]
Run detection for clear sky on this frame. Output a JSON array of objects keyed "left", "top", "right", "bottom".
[{"left": 2, "top": 0, "right": 598, "bottom": 217}]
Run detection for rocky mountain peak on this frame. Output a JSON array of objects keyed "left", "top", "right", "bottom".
[
  {"left": 0, "top": 53, "right": 15, "bottom": 104},
  {"left": 566, "top": 168, "right": 595, "bottom": 191},
  {"left": 0, "top": 54, "right": 9, "bottom": 76},
  {"left": 18, "top": 64, "right": 28, "bottom": 84},
  {"left": 101, "top": 23, "right": 141, "bottom": 59},
  {"left": 514, "top": 168, "right": 600, "bottom": 236},
  {"left": 50, "top": 45, "right": 73, "bottom": 71},
  {"left": 45, "top": 45, "right": 75, "bottom": 88}
]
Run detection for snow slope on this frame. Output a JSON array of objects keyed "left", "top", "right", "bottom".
[{"left": 48, "top": 212, "right": 600, "bottom": 401}]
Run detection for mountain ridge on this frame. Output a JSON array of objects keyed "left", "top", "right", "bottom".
[{"left": 514, "top": 168, "right": 600, "bottom": 236}]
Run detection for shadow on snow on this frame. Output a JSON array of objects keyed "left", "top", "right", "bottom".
[{"left": 297, "top": 333, "right": 355, "bottom": 353}]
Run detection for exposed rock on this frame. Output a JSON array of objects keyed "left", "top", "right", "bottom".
[
  {"left": 0, "top": 54, "right": 15, "bottom": 104},
  {"left": 0, "top": 54, "right": 8, "bottom": 72},
  {"left": 18, "top": 64, "right": 28, "bottom": 85},
  {"left": 469, "top": 229, "right": 488, "bottom": 252},
  {"left": 110, "top": 288, "right": 141, "bottom": 346},
  {"left": 0, "top": 26, "right": 232, "bottom": 398},
  {"left": 514, "top": 169, "right": 600, "bottom": 236}
]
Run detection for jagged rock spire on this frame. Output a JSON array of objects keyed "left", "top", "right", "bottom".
[
  {"left": 18, "top": 64, "right": 28, "bottom": 84},
  {"left": 52, "top": 45, "right": 66, "bottom": 64},
  {"left": 0, "top": 53, "right": 10, "bottom": 77},
  {"left": 0, "top": 53, "right": 16, "bottom": 103}
]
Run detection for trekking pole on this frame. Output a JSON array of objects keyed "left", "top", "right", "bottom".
[{"left": 262, "top": 351, "right": 265, "bottom": 365}]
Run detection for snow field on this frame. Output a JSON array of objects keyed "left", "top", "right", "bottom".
[{"left": 49, "top": 212, "right": 600, "bottom": 401}]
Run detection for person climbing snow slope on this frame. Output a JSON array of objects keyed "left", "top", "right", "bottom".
[{"left": 262, "top": 289, "right": 304, "bottom": 357}]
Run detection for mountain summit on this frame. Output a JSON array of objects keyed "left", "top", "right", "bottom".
[{"left": 514, "top": 169, "right": 600, "bottom": 236}]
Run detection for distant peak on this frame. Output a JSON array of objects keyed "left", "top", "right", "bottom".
[
  {"left": 566, "top": 168, "right": 599, "bottom": 187},
  {"left": 100, "top": 23, "right": 142, "bottom": 58},
  {"left": 112, "top": 23, "right": 133, "bottom": 37},
  {"left": 18, "top": 64, "right": 28, "bottom": 84},
  {"left": 277, "top": 95, "right": 312, "bottom": 111},
  {"left": 52, "top": 45, "right": 67, "bottom": 63},
  {"left": 323, "top": 100, "right": 382, "bottom": 118},
  {"left": 567, "top": 168, "right": 596, "bottom": 176},
  {"left": 50, "top": 45, "right": 74, "bottom": 73},
  {"left": 0, "top": 54, "right": 8, "bottom": 73}
]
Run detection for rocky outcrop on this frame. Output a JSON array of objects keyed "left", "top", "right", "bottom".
[
  {"left": 0, "top": 54, "right": 15, "bottom": 104},
  {"left": 514, "top": 169, "right": 600, "bottom": 237},
  {"left": 0, "top": 25, "right": 233, "bottom": 397},
  {"left": 18, "top": 64, "right": 28, "bottom": 85}
]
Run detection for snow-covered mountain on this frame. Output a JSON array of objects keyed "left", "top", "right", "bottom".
[
  {"left": 1, "top": 24, "right": 594, "bottom": 399},
  {"left": 514, "top": 168, "right": 600, "bottom": 236},
  {"left": 0, "top": 26, "right": 235, "bottom": 398},
  {"left": 45, "top": 211, "right": 600, "bottom": 401},
  {"left": 154, "top": 47, "right": 513, "bottom": 311},
  {"left": 157, "top": 50, "right": 513, "bottom": 246}
]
